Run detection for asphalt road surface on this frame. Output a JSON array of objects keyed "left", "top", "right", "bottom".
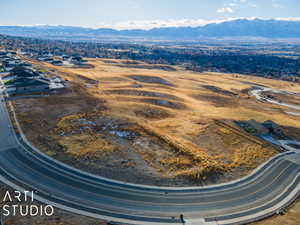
[
  {"left": 250, "top": 87, "right": 300, "bottom": 114},
  {"left": 0, "top": 89, "right": 299, "bottom": 225}
]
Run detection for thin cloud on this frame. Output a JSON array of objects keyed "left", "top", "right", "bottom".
[
  {"left": 97, "top": 19, "right": 218, "bottom": 30},
  {"left": 217, "top": 7, "right": 234, "bottom": 13},
  {"left": 96, "top": 18, "right": 252, "bottom": 30},
  {"left": 95, "top": 17, "right": 300, "bottom": 30},
  {"left": 276, "top": 17, "right": 300, "bottom": 21}
]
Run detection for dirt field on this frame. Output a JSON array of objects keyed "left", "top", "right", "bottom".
[{"left": 9, "top": 58, "right": 300, "bottom": 186}]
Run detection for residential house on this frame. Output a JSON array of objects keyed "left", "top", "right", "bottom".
[
  {"left": 71, "top": 56, "right": 87, "bottom": 65},
  {"left": 5, "top": 77, "right": 50, "bottom": 95},
  {"left": 3, "top": 66, "right": 39, "bottom": 81},
  {"left": 51, "top": 60, "right": 63, "bottom": 66}
]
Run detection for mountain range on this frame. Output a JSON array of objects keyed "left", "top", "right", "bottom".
[{"left": 1, "top": 19, "right": 300, "bottom": 41}]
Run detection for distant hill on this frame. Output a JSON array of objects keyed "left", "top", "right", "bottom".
[{"left": 1, "top": 19, "right": 300, "bottom": 40}]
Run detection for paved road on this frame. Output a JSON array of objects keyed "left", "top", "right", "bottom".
[
  {"left": 250, "top": 87, "right": 300, "bottom": 113},
  {"left": 278, "top": 140, "right": 300, "bottom": 153},
  {"left": 0, "top": 89, "right": 299, "bottom": 225}
]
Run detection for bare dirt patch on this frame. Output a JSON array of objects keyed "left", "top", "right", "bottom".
[
  {"left": 201, "top": 85, "right": 238, "bottom": 96},
  {"left": 72, "top": 63, "right": 95, "bottom": 69},
  {"left": 103, "top": 89, "right": 181, "bottom": 101},
  {"left": 76, "top": 74, "right": 99, "bottom": 85},
  {"left": 117, "top": 64, "right": 177, "bottom": 71},
  {"left": 141, "top": 98, "right": 187, "bottom": 110},
  {"left": 192, "top": 94, "right": 238, "bottom": 107},
  {"left": 238, "top": 80, "right": 268, "bottom": 87},
  {"left": 127, "top": 75, "right": 174, "bottom": 86},
  {"left": 134, "top": 106, "right": 172, "bottom": 119},
  {"left": 98, "top": 76, "right": 129, "bottom": 83},
  {"left": 101, "top": 59, "right": 177, "bottom": 71}
]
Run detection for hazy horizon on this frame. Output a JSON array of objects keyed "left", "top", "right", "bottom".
[{"left": 1, "top": 0, "right": 299, "bottom": 30}]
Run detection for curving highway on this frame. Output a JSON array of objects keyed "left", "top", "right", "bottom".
[{"left": 0, "top": 89, "right": 300, "bottom": 225}]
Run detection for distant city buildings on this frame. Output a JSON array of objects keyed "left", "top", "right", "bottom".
[{"left": 32, "top": 52, "right": 87, "bottom": 67}]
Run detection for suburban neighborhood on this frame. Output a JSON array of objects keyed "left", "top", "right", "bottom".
[{"left": 0, "top": 50, "right": 66, "bottom": 96}]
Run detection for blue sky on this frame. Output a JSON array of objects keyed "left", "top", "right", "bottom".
[{"left": 1, "top": 0, "right": 299, "bottom": 29}]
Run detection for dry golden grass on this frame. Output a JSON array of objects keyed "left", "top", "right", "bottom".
[
  {"left": 58, "top": 134, "right": 118, "bottom": 158},
  {"left": 230, "top": 144, "right": 275, "bottom": 168},
  {"left": 54, "top": 113, "right": 119, "bottom": 158},
  {"left": 16, "top": 57, "right": 300, "bottom": 182},
  {"left": 140, "top": 123, "right": 226, "bottom": 179}
]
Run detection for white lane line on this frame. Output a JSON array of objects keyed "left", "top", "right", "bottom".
[{"left": 210, "top": 174, "right": 300, "bottom": 225}]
